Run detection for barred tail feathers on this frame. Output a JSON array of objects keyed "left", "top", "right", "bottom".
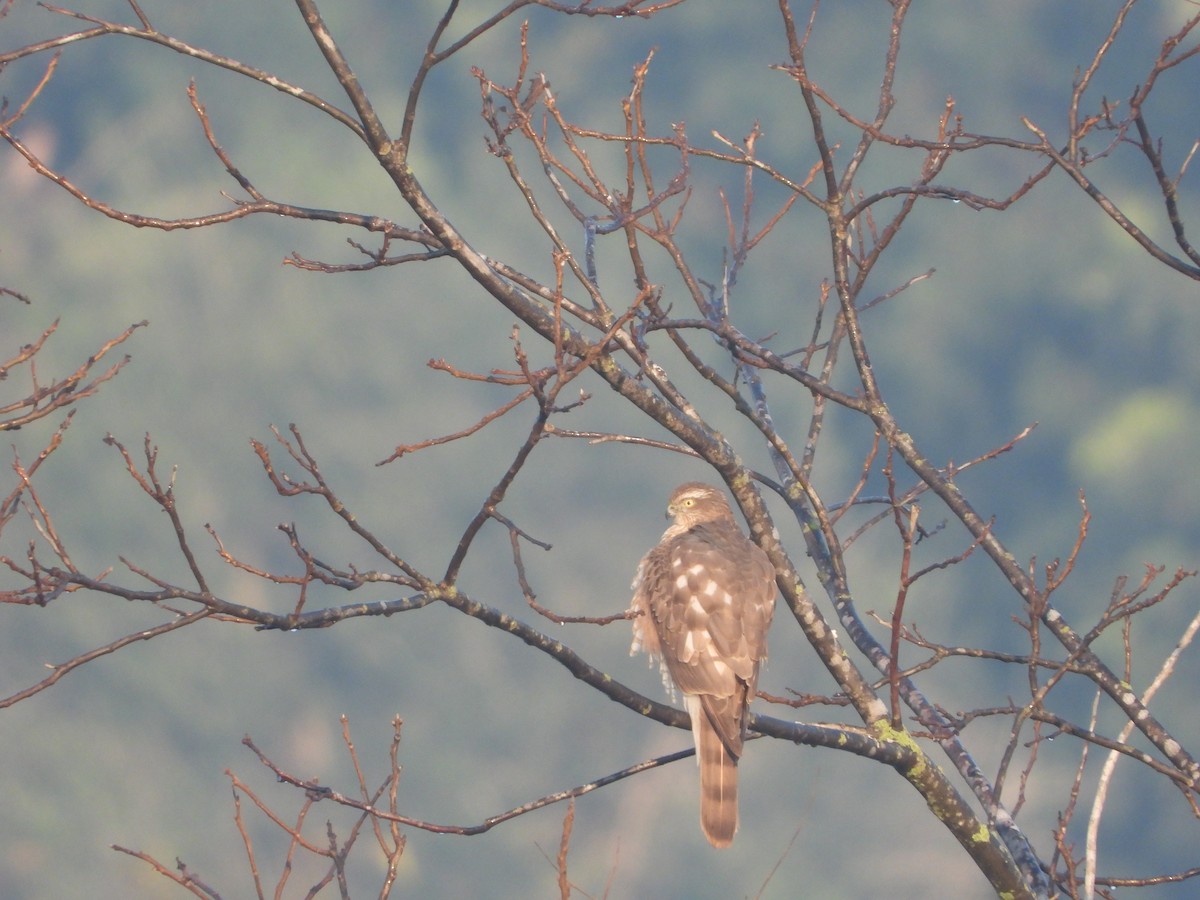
[{"left": 685, "top": 695, "right": 739, "bottom": 848}]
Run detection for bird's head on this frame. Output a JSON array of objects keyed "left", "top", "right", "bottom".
[{"left": 666, "top": 482, "right": 732, "bottom": 528}]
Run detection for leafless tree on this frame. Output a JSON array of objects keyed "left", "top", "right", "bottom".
[{"left": 2, "top": 2, "right": 1198, "bottom": 897}]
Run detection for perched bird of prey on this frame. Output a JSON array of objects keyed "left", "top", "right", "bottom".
[{"left": 631, "top": 482, "right": 777, "bottom": 847}]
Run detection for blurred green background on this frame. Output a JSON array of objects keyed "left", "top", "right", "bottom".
[{"left": 2, "top": 1, "right": 1198, "bottom": 897}]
